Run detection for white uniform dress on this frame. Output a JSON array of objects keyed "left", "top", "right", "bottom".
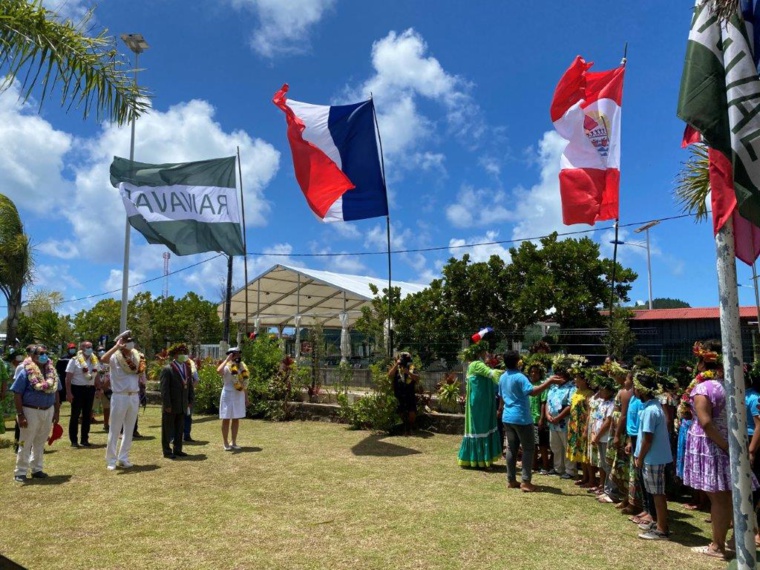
[{"left": 219, "top": 365, "right": 246, "bottom": 419}]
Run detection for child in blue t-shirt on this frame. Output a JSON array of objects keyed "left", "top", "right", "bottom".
[{"left": 633, "top": 371, "right": 672, "bottom": 541}]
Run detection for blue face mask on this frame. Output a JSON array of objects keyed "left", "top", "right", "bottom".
[
  {"left": 38, "top": 354, "right": 49, "bottom": 364},
  {"left": 84, "top": 348, "right": 93, "bottom": 356}
]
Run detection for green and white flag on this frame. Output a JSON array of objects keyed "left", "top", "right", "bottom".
[
  {"left": 677, "top": 0, "right": 760, "bottom": 227},
  {"left": 109, "top": 156, "right": 245, "bottom": 256}
]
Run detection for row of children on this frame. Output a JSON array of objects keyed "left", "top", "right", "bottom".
[{"left": 518, "top": 341, "right": 755, "bottom": 559}]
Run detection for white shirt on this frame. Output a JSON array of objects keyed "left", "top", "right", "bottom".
[
  {"left": 108, "top": 352, "right": 140, "bottom": 394},
  {"left": 66, "top": 353, "right": 100, "bottom": 386}
]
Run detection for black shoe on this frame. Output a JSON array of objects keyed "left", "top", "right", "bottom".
[
  {"left": 184, "top": 435, "right": 194, "bottom": 442},
  {"left": 81, "top": 442, "right": 91, "bottom": 447},
  {"left": 174, "top": 451, "right": 188, "bottom": 457},
  {"left": 163, "top": 453, "right": 176, "bottom": 460},
  {"left": 71, "top": 442, "right": 80, "bottom": 448},
  {"left": 13, "top": 475, "right": 25, "bottom": 483},
  {"left": 31, "top": 471, "right": 49, "bottom": 479}
]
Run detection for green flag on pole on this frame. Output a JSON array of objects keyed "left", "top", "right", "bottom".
[
  {"left": 109, "top": 156, "right": 245, "bottom": 256},
  {"left": 677, "top": 0, "right": 760, "bottom": 227}
]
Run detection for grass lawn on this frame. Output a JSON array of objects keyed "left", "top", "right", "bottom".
[{"left": 0, "top": 406, "right": 725, "bottom": 570}]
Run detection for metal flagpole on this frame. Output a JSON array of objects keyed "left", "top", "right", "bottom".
[
  {"left": 370, "top": 94, "right": 393, "bottom": 359},
  {"left": 608, "top": 220, "right": 619, "bottom": 333},
  {"left": 716, "top": 217, "right": 756, "bottom": 568},
  {"left": 223, "top": 254, "right": 233, "bottom": 344},
  {"left": 608, "top": 45, "right": 628, "bottom": 336},
  {"left": 237, "top": 147, "right": 249, "bottom": 338}
]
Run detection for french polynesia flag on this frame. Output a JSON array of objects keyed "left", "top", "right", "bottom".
[
  {"left": 272, "top": 84, "right": 389, "bottom": 222},
  {"left": 550, "top": 56, "right": 625, "bottom": 226}
]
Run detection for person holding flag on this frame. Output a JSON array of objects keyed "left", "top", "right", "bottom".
[{"left": 458, "top": 338, "right": 503, "bottom": 469}]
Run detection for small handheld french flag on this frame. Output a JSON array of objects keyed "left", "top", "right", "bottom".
[{"left": 471, "top": 327, "right": 493, "bottom": 343}]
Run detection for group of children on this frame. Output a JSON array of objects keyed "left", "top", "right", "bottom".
[{"left": 517, "top": 344, "right": 743, "bottom": 551}]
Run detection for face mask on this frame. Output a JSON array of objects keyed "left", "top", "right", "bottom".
[
  {"left": 38, "top": 354, "right": 49, "bottom": 364},
  {"left": 234, "top": 357, "right": 242, "bottom": 363},
  {"left": 177, "top": 355, "right": 189, "bottom": 363},
  {"left": 84, "top": 348, "right": 93, "bottom": 356},
  {"left": 68, "top": 349, "right": 76, "bottom": 356},
  {"left": 15, "top": 355, "right": 23, "bottom": 362},
  {"left": 125, "top": 342, "right": 135, "bottom": 350},
  {"left": 98, "top": 351, "right": 105, "bottom": 357}
]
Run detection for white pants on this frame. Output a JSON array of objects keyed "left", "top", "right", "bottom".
[
  {"left": 15, "top": 406, "right": 54, "bottom": 477},
  {"left": 106, "top": 394, "right": 139, "bottom": 466},
  {"left": 549, "top": 429, "right": 577, "bottom": 476}
]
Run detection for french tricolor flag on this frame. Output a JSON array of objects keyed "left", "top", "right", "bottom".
[
  {"left": 471, "top": 327, "right": 493, "bottom": 343},
  {"left": 273, "top": 84, "right": 389, "bottom": 223},
  {"left": 550, "top": 56, "right": 625, "bottom": 226}
]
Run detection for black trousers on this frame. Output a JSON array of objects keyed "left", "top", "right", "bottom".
[
  {"left": 69, "top": 385, "right": 96, "bottom": 444},
  {"left": 162, "top": 412, "right": 184, "bottom": 454}
]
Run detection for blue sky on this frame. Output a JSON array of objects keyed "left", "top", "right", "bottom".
[{"left": 1, "top": 0, "right": 752, "bottom": 318}]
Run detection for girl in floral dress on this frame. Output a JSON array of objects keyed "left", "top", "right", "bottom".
[{"left": 566, "top": 367, "right": 594, "bottom": 487}]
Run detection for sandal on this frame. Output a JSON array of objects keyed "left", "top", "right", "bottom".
[
  {"left": 683, "top": 503, "right": 699, "bottom": 510},
  {"left": 598, "top": 494, "right": 615, "bottom": 504},
  {"left": 620, "top": 505, "right": 637, "bottom": 515},
  {"left": 690, "top": 545, "right": 724, "bottom": 559}
]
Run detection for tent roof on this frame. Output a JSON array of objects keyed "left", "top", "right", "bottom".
[{"left": 219, "top": 264, "right": 427, "bottom": 329}]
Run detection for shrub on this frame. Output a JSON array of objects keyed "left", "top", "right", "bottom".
[
  {"left": 194, "top": 362, "right": 223, "bottom": 414},
  {"left": 338, "top": 361, "right": 399, "bottom": 432}
]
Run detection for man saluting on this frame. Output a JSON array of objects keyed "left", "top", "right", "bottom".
[{"left": 160, "top": 343, "right": 192, "bottom": 460}]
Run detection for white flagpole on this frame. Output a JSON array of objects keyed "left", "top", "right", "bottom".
[{"left": 716, "top": 216, "right": 757, "bottom": 567}]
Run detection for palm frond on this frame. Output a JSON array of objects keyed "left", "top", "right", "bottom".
[
  {"left": 711, "top": 0, "right": 739, "bottom": 23},
  {"left": 674, "top": 143, "right": 711, "bottom": 223},
  {"left": 0, "top": 0, "right": 149, "bottom": 125}
]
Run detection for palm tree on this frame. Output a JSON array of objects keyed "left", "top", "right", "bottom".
[
  {"left": 674, "top": 143, "right": 710, "bottom": 221},
  {"left": 0, "top": 0, "right": 149, "bottom": 125},
  {"left": 0, "top": 194, "right": 32, "bottom": 349}
]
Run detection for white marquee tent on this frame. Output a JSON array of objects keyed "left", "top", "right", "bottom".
[{"left": 218, "top": 264, "right": 427, "bottom": 359}]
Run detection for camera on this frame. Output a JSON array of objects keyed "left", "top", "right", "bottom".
[{"left": 398, "top": 352, "right": 412, "bottom": 367}]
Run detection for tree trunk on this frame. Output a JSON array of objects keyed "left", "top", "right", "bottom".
[{"left": 5, "top": 288, "right": 22, "bottom": 350}]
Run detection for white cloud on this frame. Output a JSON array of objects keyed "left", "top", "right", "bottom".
[
  {"left": 448, "top": 230, "right": 511, "bottom": 263},
  {"left": 0, "top": 83, "right": 74, "bottom": 213},
  {"left": 479, "top": 156, "right": 501, "bottom": 178},
  {"left": 344, "top": 29, "right": 483, "bottom": 168},
  {"left": 330, "top": 222, "right": 362, "bottom": 240},
  {"left": 70, "top": 98, "right": 280, "bottom": 263},
  {"left": 229, "top": 0, "right": 335, "bottom": 58},
  {"left": 37, "top": 239, "right": 79, "bottom": 260},
  {"left": 446, "top": 185, "right": 516, "bottom": 229},
  {"left": 510, "top": 130, "right": 571, "bottom": 242},
  {"left": 32, "top": 263, "right": 83, "bottom": 295},
  {"left": 41, "top": 0, "right": 91, "bottom": 22}
]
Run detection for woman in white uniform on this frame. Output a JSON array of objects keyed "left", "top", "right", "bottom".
[{"left": 216, "top": 347, "right": 249, "bottom": 450}]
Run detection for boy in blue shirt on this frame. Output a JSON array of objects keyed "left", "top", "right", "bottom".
[
  {"left": 499, "top": 350, "right": 559, "bottom": 492},
  {"left": 633, "top": 370, "right": 672, "bottom": 540}
]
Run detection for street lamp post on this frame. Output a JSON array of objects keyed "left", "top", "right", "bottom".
[
  {"left": 119, "top": 33, "right": 149, "bottom": 333},
  {"left": 633, "top": 220, "right": 660, "bottom": 310}
]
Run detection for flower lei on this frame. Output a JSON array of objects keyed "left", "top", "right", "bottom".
[
  {"left": 115, "top": 349, "right": 146, "bottom": 374},
  {"left": 24, "top": 357, "right": 58, "bottom": 393},
  {"left": 677, "top": 370, "right": 717, "bottom": 418},
  {"left": 76, "top": 351, "right": 100, "bottom": 381},
  {"left": 229, "top": 360, "right": 250, "bottom": 391}
]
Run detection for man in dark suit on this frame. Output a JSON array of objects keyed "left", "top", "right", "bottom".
[{"left": 160, "top": 343, "right": 191, "bottom": 459}]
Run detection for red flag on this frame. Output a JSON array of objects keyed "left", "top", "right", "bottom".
[
  {"left": 709, "top": 148, "right": 760, "bottom": 265},
  {"left": 551, "top": 56, "right": 625, "bottom": 225}
]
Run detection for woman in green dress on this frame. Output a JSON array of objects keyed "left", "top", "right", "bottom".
[{"left": 457, "top": 343, "right": 503, "bottom": 468}]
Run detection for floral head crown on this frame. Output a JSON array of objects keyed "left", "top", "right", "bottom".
[
  {"left": 600, "top": 360, "right": 628, "bottom": 379},
  {"left": 692, "top": 341, "right": 719, "bottom": 363}
]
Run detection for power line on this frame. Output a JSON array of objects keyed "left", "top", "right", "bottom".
[
  {"left": 245, "top": 213, "right": 697, "bottom": 257},
  {"left": 22, "top": 211, "right": 701, "bottom": 309}
]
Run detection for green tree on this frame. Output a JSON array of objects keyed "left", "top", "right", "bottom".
[
  {"left": 394, "top": 280, "right": 460, "bottom": 367},
  {"left": 1, "top": 0, "right": 149, "bottom": 124},
  {"left": 355, "top": 284, "right": 401, "bottom": 359},
  {"left": 0, "top": 194, "right": 32, "bottom": 348},
  {"left": 633, "top": 297, "right": 691, "bottom": 309},
  {"left": 72, "top": 298, "right": 120, "bottom": 344},
  {"left": 601, "top": 306, "right": 637, "bottom": 360},
  {"left": 504, "top": 233, "right": 637, "bottom": 329}
]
